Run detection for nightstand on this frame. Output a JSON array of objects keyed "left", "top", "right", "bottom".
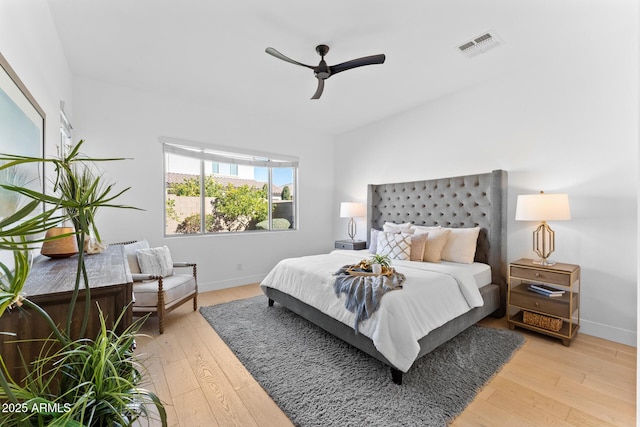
[
  {"left": 507, "top": 258, "right": 580, "bottom": 346},
  {"left": 334, "top": 240, "right": 366, "bottom": 250}
]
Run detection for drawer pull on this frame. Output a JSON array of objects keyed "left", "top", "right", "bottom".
[
  {"left": 535, "top": 273, "right": 540, "bottom": 278},
  {"left": 535, "top": 302, "right": 540, "bottom": 307}
]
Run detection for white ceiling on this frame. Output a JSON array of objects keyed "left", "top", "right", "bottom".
[{"left": 46, "top": 0, "right": 635, "bottom": 136}]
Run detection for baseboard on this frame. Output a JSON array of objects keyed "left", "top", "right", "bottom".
[
  {"left": 579, "top": 318, "right": 637, "bottom": 347},
  {"left": 198, "top": 274, "right": 267, "bottom": 293}
]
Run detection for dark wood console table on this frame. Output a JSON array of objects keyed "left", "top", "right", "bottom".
[{"left": 0, "top": 245, "right": 133, "bottom": 381}]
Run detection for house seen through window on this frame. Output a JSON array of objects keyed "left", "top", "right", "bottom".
[{"left": 163, "top": 141, "right": 297, "bottom": 235}]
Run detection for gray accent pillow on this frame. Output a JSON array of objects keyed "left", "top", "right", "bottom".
[{"left": 136, "top": 246, "right": 174, "bottom": 277}]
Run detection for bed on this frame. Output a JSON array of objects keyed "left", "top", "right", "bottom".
[{"left": 261, "top": 170, "right": 507, "bottom": 384}]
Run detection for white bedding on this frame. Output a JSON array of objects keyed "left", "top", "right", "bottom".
[{"left": 260, "top": 249, "right": 489, "bottom": 372}]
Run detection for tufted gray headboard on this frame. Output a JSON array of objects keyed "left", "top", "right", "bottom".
[{"left": 366, "top": 170, "right": 508, "bottom": 312}]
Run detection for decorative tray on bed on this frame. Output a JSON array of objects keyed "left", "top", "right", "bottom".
[{"left": 346, "top": 265, "right": 395, "bottom": 277}]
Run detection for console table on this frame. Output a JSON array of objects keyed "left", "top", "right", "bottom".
[{"left": 0, "top": 245, "right": 133, "bottom": 381}]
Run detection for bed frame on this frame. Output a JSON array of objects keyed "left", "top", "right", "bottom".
[{"left": 264, "top": 169, "right": 507, "bottom": 384}]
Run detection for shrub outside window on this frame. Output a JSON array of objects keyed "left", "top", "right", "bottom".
[{"left": 163, "top": 140, "right": 297, "bottom": 235}]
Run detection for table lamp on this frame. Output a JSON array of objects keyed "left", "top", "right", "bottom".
[
  {"left": 340, "top": 202, "right": 366, "bottom": 241},
  {"left": 515, "top": 191, "right": 571, "bottom": 266}
]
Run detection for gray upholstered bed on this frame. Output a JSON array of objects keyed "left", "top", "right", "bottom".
[{"left": 262, "top": 169, "right": 507, "bottom": 384}]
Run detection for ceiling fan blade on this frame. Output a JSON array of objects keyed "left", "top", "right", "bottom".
[
  {"left": 330, "top": 54, "right": 386, "bottom": 75},
  {"left": 265, "top": 47, "right": 314, "bottom": 69},
  {"left": 311, "top": 77, "right": 324, "bottom": 100}
]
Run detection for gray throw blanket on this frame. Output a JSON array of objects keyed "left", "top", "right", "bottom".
[{"left": 333, "top": 265, "right": 406, "bottom": 333}]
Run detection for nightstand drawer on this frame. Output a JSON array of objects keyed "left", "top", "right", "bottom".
[
  {"left": 510, "top": 289, "right": 570, "bottom": 318},
  {"left": 334, "top": 240, "right": 366, "bottom": 250},
  {"left": 510, "top": 266, "right": 570, "bottom": 286}
]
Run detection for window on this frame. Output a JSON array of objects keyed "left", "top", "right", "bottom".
[
  {"left": 163, "top": 139, "right": 297, "bottom": 235},
  {"left": 59, "top": 102, "right": 72, "bottom": 155},
  {"left": 211, "top": 162, "right": 238, "bottom": 176}
]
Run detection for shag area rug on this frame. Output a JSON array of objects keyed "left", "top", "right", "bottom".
[{"left": 200, "top": 296, "right": 524, "bottom": 427}]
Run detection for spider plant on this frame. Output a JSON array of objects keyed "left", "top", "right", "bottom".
[
  {"left": 1, "top": 141, "right": 135, "bottom": 336},
  {"left": 0, "top": 140, "right": 166, "bottom": 426},
  {"left": 0, "top": 163, "right": 29, "bottom": 219},
  {"left": 370, "top": 253, "right": 391, "bottom": 268},
  {"left": 0, "top": 309, "right": 165, "bottom": 426}
]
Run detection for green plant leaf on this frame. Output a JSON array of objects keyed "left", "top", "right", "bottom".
[{"left": 0, "top": 140, "right": 165, "bottom": 426}]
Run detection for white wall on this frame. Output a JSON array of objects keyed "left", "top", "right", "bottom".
[
  {"left": 0, "top": 0, "right": 73, "bottom": 158},
  {"left": 333, "top": 25, "right": 638, "bottom": 346},
  {"left": 0, "top": 1, "right": 72, "bottom": 271},
  {"left": 71, "top": 76, "right": 335, "bottom": 291}
]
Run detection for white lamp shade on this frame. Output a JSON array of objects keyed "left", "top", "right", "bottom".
[
  {"left": 515, "top": 193, "right": 571, "bottom": 221},
  {"left": 340, "top": 202, "right": 366, "bottom": 218}
]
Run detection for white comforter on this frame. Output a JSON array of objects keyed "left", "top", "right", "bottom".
[{"left": 260, "top": 250, "right": 485, "bottom": 372}]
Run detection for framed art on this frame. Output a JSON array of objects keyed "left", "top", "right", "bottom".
[
  {"left": 0, "top": 52, "right": 46, "bottom": 271},
  {"left": 0, "top": 51, "right": 45, "bottom": 219}
]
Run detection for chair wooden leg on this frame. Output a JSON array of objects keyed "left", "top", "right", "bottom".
[
  {"left": 158, "top": 278, "right": 165, "bottom": 334},
  {"left": 192, "top": 264, "right": 198, "bottom": 311},
  {"left": 158, "top": 308, "right": 165, "bottom": 334}
]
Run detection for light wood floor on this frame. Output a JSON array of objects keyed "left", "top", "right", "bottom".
[{"left": 134, "top": 284, "right": 636, "bottom": 427}]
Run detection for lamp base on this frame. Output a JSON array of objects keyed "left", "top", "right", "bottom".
[
  {"left": 532, "top": 222, "right": 556, "bottom": 267},
  {"left": 347, "top": 217, "right": 357, "bottom": 241}
]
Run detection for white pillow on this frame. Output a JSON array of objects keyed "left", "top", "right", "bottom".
[
  {"left": 123, "top": 240, "right": 149, "bottom": 274},
  {"left": 385, "top": 221, "right": 412, "bottom": 228},
  {"left": 383, "top": 222, "right": 414, "bottom": 234},
  {"left": 411, "top": 225, "right": 441, "bottom": 234},
  {"left": 376, "top": 231, "right": 411, "bottom": 261},
  {"left": 441, "top": 227, "right": 481, "bottom": 264},
  {"left": 368, "top": 228, "right": 380, "bottom": 254},
  {"left": 136, "top": 246, "right": 174, "bottom": 277}
]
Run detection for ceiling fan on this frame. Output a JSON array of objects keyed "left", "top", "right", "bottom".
[{"left": 265, "top": 44, "right": 386, "bottom": 100}]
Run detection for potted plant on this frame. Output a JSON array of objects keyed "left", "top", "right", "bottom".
[
  {"left": 370, "top": 253, "right": 391, "bottom": 269},
  {"left": 369, "top": 254, "right": 391, "bottom": 274},
  {"left": 0, "top": 140, "right": 166, "bottom": 426}
]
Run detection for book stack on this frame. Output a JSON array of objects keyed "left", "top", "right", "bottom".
[{"left": 528, "top": 283, "right": 565, "bottom": 297}]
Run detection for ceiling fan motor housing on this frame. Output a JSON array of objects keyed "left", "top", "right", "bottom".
[
  {"left": 314, "top": 45, "right": 331, "bottom": 79},
  {"left": 315, "top": 63, "right": 331, "bottom": 79}
]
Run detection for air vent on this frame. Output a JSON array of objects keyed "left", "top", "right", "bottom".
[{"left": 458, "top": 31, "right": 502, "bottom": 58}]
